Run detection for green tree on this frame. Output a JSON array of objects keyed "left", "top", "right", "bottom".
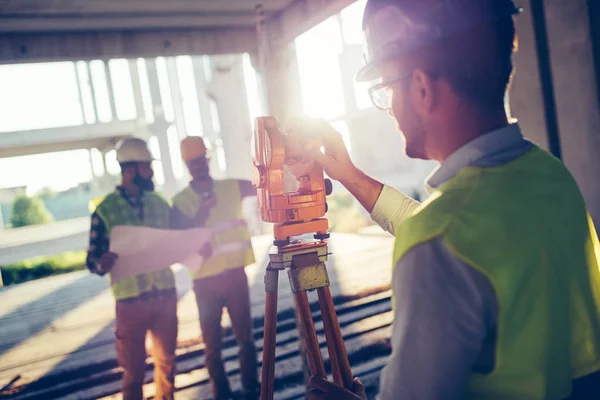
[{"left": 9, "top": 194, "right": 54, "bottom": 228}]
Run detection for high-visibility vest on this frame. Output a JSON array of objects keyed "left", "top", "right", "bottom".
[
  {"left": 172, "top": 179, "right": 255, "bottom": 280},
  {"left": 94, "top": 190, "right": 175, "bottom": 301},
  {"left": 392, "top": 145, "right": 600, "bottom": 399}
]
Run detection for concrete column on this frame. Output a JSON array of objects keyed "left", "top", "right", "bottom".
[
  {"left": 509, "top": 4, "right": 550, "bottom": 149},
  {"left": 128, "top": 59, "right": 145, "bottom": 123},
  {"left": 206, "top": 54, "right": 254, "bottom": 180},
  {"left": 104, "top": 61, "right": 118, "bottom": 121},
  {"left": 543, "top": 0, "right": 600, "bottom": 226},
  {"left": 191, "top": 56, "right": 216, "bottom": 140},
  {"left": 146, "top": 59, "right": 179, "bottom": 197},
  {"left": 191, "top": 56, "right": 223, "bottom": 179},
  {"left": 261, "top": 43, "right": 304, "bottom": 124},
  {"left": 166, "top": 57, "right": 188, "bottom": 138}
]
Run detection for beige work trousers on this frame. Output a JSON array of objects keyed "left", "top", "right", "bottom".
[{"left": 115, "top": 290, "right": 178, "bottom": 400}]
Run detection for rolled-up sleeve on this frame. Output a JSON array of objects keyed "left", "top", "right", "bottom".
[
  {"left": 370, "top": 185, "right": 421, "bottom": 235},
  {"left": 377, "top": 237, "right": 497, "bottom": 400}
]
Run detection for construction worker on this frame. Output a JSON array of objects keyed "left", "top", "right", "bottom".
[
  {"left": 86, "top": 137, "right": 178, "bottom": 400},
  {"left": 171, "top": 136, "right": 259, "bottom": 400},
  {"left": 301, "top": 0, "right": 600, "bottom": 399}
]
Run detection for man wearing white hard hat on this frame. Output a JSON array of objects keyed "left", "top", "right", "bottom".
[
  {"left": 171, "top": 136, "right": 258, "bottom": 400},
  {"left": 86, "top": 137, "right": 177, "bottom": 400}
]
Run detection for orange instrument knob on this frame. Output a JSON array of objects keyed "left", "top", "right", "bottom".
[{"left": 324, "top": 178, "right": 333, "bottom": 196}]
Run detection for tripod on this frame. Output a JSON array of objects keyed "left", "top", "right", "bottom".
[{"left": 260, "top": 236, "right": 353, "bottom": 400}]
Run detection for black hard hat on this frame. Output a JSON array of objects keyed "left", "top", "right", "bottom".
[{"left": 356, "top": 0, "right": 521, "bottom": 82}]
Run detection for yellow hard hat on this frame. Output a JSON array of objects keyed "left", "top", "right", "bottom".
[{"left": 180, "top": 136, "right": 208, "bottom": 161}]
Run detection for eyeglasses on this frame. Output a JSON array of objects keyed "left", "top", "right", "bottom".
[{"left": 368, "top": 72, "right": 412, "bottom": 110}]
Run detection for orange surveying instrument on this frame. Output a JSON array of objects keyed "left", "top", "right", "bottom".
[{"left": 252, "top": 116, "right": 353, "bottom": 400}]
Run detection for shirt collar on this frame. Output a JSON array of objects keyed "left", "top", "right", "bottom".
[{"left": 426, "top": 123, "right": 525, "bottom": 191}]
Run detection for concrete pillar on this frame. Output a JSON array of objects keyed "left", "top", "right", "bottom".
[
  {"left": 543, "top": 0, "right": 600, "bottom": 226},
  {"left": 191, "top": 56, "right": 224, "bottom": 179},
  {"left": 206, "top": 54, "right": 254, "bottom": 180},
  {"left": 128, "top": 59, "right": 145, "bottom": 123},
  {"left": 146, "top": 59, "right": 179, "bottom": 197},
  {"left": 166, "top": 57, "right": 188, "bottom": 139},
  {"left": 260, "top": 43, "right": 304, "bottom": 124},
  {"left": 509, "top": 4, "right": 550, "bottom": 149},
  {"left": 104, "top": 61, "right": 118, "bottom": 121},
  {"left": 191, "top": 56, "right": 216, "bottom": 140}
]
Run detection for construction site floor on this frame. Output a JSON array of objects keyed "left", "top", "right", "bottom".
[{"left": 0, "top": 232, "right": 395, "bottom": 399}]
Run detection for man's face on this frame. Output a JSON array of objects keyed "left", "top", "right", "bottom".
[
  {"left": 379, "top": 61, "right": 429, "bottom": 160},
  {"left": 186, "top": 156, "right": 211, "bottom": 181},
  {"left": 133, "top": 161, "right": 155, "bottom": 191}
]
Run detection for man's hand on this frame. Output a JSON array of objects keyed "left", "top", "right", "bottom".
[
  {"left": 198, "top": 242, "right": 213, "bottom": 258},
  {"left": 285, "top": 116, "right": 384, "bottom": 214},
  {"left": 285, "top": 117, "right": 358, "bottom": 183},
  {"left": 307, "top": 376, "right": 367, "bottom": 400},
  {"left": 98, "top": 252, "right": 118, "bottom": 273}
]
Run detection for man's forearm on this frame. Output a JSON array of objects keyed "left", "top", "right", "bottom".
[
  {"left": 338, "top": 167, "right": 421, "bottom": 235},
  {"left": 338, "top": 168, "right": 384, "bottom": 214}
]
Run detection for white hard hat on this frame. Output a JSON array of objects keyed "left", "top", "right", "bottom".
[{"left": 115, "top": 137, "right": 154, "bottom": 164}]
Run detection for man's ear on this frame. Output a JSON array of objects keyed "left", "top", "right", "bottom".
[{"left": 410, "top": 68, "right": 437, "bottom": 116}]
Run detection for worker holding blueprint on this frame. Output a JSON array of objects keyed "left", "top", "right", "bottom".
[{"left": 85, "top": 137, "right": 212, "bottom": 400}]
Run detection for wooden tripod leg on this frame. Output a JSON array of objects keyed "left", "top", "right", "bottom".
[
  {"left": 293, "top": 291, "right": 327, "bottom": 378},
  {"left": 261, "top": 268, "right": 279, "bottom": 400},
  {"left": 317, "top": 286, "right": 353, "bottom": 390}
]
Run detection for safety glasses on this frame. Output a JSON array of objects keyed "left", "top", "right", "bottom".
[{"left": 367, "top": 72, "right": 412, "bottom": 110}]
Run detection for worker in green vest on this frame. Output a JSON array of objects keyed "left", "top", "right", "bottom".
[
  {"left": 301, "top": 0, "right": 600, "bottom": 399},
  {"left": 171, "top": 136, "right": 258, "bottom": 400},
  {"left": 86, "top": 137, "right": 178, "bottom": 400}
]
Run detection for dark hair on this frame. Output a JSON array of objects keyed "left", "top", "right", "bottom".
[
  {"left": 426, "top": 16, "right": 517, "bottom": 113},
  {"left": 363, "top": 0, "right": 518, "bottom": 112}
]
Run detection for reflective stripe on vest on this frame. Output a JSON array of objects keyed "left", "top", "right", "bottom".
[
  {"left": 95, "top": 190, "right": 175, "bottom": 300},
  {"left": 172, "top": 179, "right": 255, "bottom": 279},
  {"left": 392, "top": 145, "right": 600, "bottom": 399}
]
